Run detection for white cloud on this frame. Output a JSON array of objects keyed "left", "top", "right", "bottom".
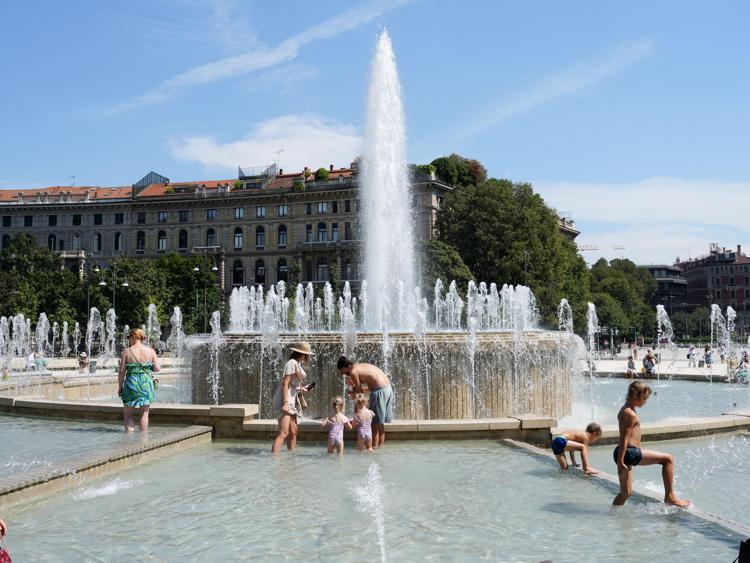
[
  {"left": 169, "top": 114, "right": 362, "bottom": 172},
  {"left": 457, "top": 38, "right": 652, "bottom": 140},
  {"left": 109, "top": 0, "right": 409, "bottom": 113},
  {"left": 535, "top": 177, "right": 750, "bottom": 265}
]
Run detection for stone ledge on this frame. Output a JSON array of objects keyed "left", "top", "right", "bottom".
[
  {"left": 209, "top": 404, "right": 259, "bottom": 418},
  {"left": 0, "top": 425, "right": 212, "bottom": 509},
  {"left": 510, "top": 414, "right": 556, "bottom": 429}
]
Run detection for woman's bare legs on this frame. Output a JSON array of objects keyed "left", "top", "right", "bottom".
[
  {"left": 139, "top": 405, "right": 150, "bottom": 432},
  {"left": 123, "top": 406, "right": 136, "bottom": 432},
  {"left": 272, "top": 414, "right": 292, "bottom": 453}
]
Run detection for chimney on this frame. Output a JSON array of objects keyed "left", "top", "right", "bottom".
[
  {"left": 329, "top": 164, "right": 334, "bottom": 171},
  {"left": 279, "top": 168, "right": 283, "bottom": 175},
  {"left": 304, "top": 166, "right": 309, "bottom": 175},
  {"left": 738, "top": 245, "right": 743, "bottom": 256}
]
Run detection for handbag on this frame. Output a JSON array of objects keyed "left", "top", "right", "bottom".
[{"left": 0, "top": 536, "right": 12, "bottom": 563}]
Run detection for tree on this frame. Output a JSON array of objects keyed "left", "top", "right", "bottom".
[
  {"left": 437, "top": 178, "right": 586, "bottom": 326},
  {"left": 430, "top": 154, "right": 486, "bottom": 187},
  {"left": 419, "top": 240, "right": 474, "bottom": 294},
  {"left": 314, "top": 167, "right": 330, "bottom": 181}
]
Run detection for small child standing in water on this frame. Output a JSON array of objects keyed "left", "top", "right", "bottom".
[
  {"left": 321, "top": 396, "right": 352, "bottom": 454},
  {"left": 550, "top": 423, "right": 601, "bottom": 475},
  {"left": 352, "top": 395, "right": 375, "bottom": 452}
]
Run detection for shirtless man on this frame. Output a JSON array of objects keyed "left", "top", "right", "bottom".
[
  {"left": 337, "top": 356, "right": 393, "bottom": 448},
  {"left": 612, "top": 381, "right": 691, "bottom": 507}
]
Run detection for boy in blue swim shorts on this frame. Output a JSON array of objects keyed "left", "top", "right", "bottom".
[
  {"left": 550, "top": 423, "right": 601, "bottom": 475},
  {"left": 613, "top": 381, "right": 691, "bottom": 507}
]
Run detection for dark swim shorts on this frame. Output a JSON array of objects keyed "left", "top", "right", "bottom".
[
  {"left": 551, "top": 436, "right": 568, "bottom": 456},
  {"left": 613, "top": 445, "right": 643, "bottom": 467}
]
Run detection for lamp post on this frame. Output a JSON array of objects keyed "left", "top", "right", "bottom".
[
  {"left": 98, "top": 262, "right": 129, "bottom": 310},
  {"left": 193, "top": 251, "right": 219, "bottom": 333}
]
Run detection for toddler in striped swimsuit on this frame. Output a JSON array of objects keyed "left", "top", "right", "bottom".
[{"left": 321, "top": 396, "right": 352, "bottom": 455}]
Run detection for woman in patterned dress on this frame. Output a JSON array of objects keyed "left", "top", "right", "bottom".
[{"left": 117, "top": 327, "right": 160, "bottom": 432}]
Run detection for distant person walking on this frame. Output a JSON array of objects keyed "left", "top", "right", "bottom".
[
  {"left": 704, "top": 345, "right": 713, "bottom": 368},
  {"left": 118, "top": 327, "right": 160, "bottom": 432},
  {"left": 337, "top": 356, "right": 393, "bottom": 448},
  {"left": 631, "top": 342, "right": 639, "bottom": 361},
  {"left": 271, "top": 342, "right": 315, "bottom": 453}
]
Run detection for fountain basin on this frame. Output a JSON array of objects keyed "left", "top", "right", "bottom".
[
  {"left": 3, "top": 440, "right": 742, "bottom": 561},
  {"left": 191, "top": 331, "right": 578, "bottom": 420}
]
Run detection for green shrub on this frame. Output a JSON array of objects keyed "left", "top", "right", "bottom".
[{"left": 315, "top": 167, "right": 330, "bottom": 181}]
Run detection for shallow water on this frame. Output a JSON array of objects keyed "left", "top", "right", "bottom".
[
  {"left": 560, "top": 376, "right": 750, "bottom": 427},
  {"left": 0, "top": 415, "right": 177, "bottom": 479},
  {"left": 5, "top": 440, "right": 740, "bottom": 562},
  {"left": 589, "top": 432, "right": 750, "bottom": 526}
]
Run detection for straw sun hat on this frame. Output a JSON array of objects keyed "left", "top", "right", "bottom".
[{"left": 289, "top": 341, "right": 314, "bottom": 355}]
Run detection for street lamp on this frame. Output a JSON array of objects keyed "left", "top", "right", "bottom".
[
  {"left": 97, "top": 262, "right": 129, "bottom": 310},
  {"left": 193, "top": 253, "right": 219, "bottom": 333}
]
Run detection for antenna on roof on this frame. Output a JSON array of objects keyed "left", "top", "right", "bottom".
[{"left": 274, "top": 148, "right": 285, "bottom": 170}]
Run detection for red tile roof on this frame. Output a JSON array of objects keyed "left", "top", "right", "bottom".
[{"left": 0, "top": 185, "right": 131, "bottom": 202}]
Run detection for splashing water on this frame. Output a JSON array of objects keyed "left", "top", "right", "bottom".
[
  {"left": 362, "top": 30, "right": 416, "bottom": 332},
  {"left": 352, "top": 462, "right": 387, "bottom": 563},
  {"left": 586, "top": 303, "right": 599, "bottom": 421},
  {"left": 557, "top": 299, "right": 574, "bottom": 333},
  {"left": 146, "top": 304, "right": 162, "bottom": 351},
  {"left": 208, "top": 311, "right": 225, "bottom": 404}
]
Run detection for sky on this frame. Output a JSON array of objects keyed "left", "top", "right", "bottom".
[{"left": 1, "top": 0, "right": 749, "bottom": 265}]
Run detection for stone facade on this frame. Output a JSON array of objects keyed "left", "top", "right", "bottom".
[{"left": 0, "top": 165, "right": 451, "bottom": 294}]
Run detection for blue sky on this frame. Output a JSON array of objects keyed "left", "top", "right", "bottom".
[{"left": 2, "top": 0, "right": 749, "bottom": 264}]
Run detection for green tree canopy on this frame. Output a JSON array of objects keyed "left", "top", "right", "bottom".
[
  {"left": 419, "top": 239, "right": 474, "bottom": 294},
  {"left": 431, "top": 153, "right": 487, "bottom": 187}
]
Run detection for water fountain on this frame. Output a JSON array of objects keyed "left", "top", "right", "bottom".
[
  {"left": 72, "top": 322, "right": 82, "bottom": 355},
  {"left": 60, "top": 321, "right": 70, "bottom": 359},
  {"left": 166, "top": 307, "right": 186, "bottom": 359},
  {"left": 85, "top": 308, "right": 102, "bottom": 360},
  {"left": 146, "top": 304, "right": 162, "bottom": 352},
  {"left": 35, "top": 313, "right": 50, "bottom": 358},
  {"left": 51, "top": 322, "right": 59, "bottom": 358},
  {"left": 655, "top": 304, "right": 676, "bottom": 380},
  {"left": 585, "top": 303, "right": 598, "bottom": 421},
  {"left": 190, "top": 30, "right": 582, "bottom": 418}
]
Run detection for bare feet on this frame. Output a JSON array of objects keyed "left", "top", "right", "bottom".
[
  {"left": 665, "top": 495, "right": 691, "bottom": 508},
  {"left": 584, "top": 469, "right": 599, "bottom": 475}
]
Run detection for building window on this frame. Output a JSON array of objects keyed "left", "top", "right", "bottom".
[
  {"left": 206, "top": 228, "right": 216, "bottom": 246},
  {"left": 345, "top": 222, "right": 352, "bottom": 240},
  {"left": 317, "top": 258, "right": 329, "bottom": 281},
  {"left": 715, "top": 277, "right": 721, "bottom": 286},
  {"left": 72, "top": 214, "right": 81, "bottom": 226},
  {"left": 716, "top": 290, "right": 721, "bottom": 299},
  {"left": 305, "top": 260, "right": 313, "bottom": 281},
  {"left": 317, "top": 222, "right": 327, "bottom": 242},
  {"left": 317, "top": 202, "right": 328, "bottom": 214},
  {"left": 331, "top": 223, "right": 338, "bottom": 242},
  {"left": 306, "top": 203, "right": 312, "bottom": 215},
  {"left": 137, "top": 212, "right": 146, "bottom": 224},
  {"left": 179, "top": 229, "right": 188, "bottom": 250},
  {"left": 72, "top": 233, "right": 81, "bottom": 251},
  {"left": 277, "top": 225, "right": 287, "bottom": 248},
  {"left": 47, "top": 234, "right": 56, "bottom": 250},
  {"left": 179, "top": 210, "right": 189, "bottom": 223},
  {"left": 730, "top": 289, "right": 736, "bottom": 298},
  {"left": 48, "top": 215, "right": 57, "bottom": 227},
  {"left": 344, "top": 260, "right": 354, "bottom": 280},
  {"left": 730, "top": 277, "right": 736, "bottom": 286},
  {"left": 94, "top": 214, "right": 103, "bottom": 226},
  {"left": 255, "top": 206, "right": 266, "bottom": 218},
  {"left": 306, "top": 224, "right": 313, "bottom": 242},
  {"left": 207, "top": 209, "right": 217, "bottom": 221},
  {"left": 232, "top": 260, "right": 244, "bottom": 287},
  {"left": 2, "top": 216, "right": 10, "bottom": 227},
  {"left": 158, "top": 211, "right": 168, "bottom": 224},
  {"left": 115, "top": 213, "right": 124, "bottom": 225},
  {"left": 114, "top": 232, "right": 123, "bottom": 252},
  {"left": 136, "top": 231, "right": 145, "bottom": 253},
  {"left": 255, "top": 226, "right": 265, "bottom": 248},
  {"left": 158, "top": 230, "right": 167, "bottom": 251},
  {"left": 345, "top": 199, "right": 351, "bottom": 213},
  {"left": 332, "top": 201, "right": 338, "bottom": 213},
  {"left": 234, "top": 207, "right": 244, "bottom": 220},
  {"left": 278, "top": 204, "right": 289, "bottom": 217},
  {"left": 255, "top": 260, "right": 266, "bottom": 285},
  {"left": 1, "top": 234, "right": 8, "bottom": 249},
  {"left": 234, "top": 227, "right": 243, "bottom": 249},
  {"left": 24, "top": 215, "right": 32, "bottom": 227},
  {"left": 94, "top": 232, "right": 103, "bottom": 253},
  {"left": 745, "top": 289, "right": 749, "bottom": 298},
  {"left": 277, "top": 259, "right": 288, "bottom": 283}
]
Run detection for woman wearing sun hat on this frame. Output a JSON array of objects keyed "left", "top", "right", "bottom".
[{"left": 271, "top": 341, "right": 315, "bottom": 453}]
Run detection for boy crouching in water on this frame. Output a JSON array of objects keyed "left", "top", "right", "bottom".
[
  {"left": 612, "top": 381, "right": 691, "bottom": 507},
  {"left": 551, "top": 423, "right": 601, "bottom": 475}
]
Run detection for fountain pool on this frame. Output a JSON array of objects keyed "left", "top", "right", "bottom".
[
  {"left": 589, "top": 433, "right": 750, "bottom": 526},
  {"left": 4, "top": 440, "right": 741, "bottom": 562},
  {"left": 0, "top": 415, "right": 179, "bottom": 479},
  {"left": 560, "top": 376, "right": 750, "bottom": 427}
]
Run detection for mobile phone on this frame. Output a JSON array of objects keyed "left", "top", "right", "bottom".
[{"left": 306, "top": 381, "right": 317, "bottom": 391}]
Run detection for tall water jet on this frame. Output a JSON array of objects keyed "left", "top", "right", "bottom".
[
  {"left": 586, "top": 303, "right": 599, "bottom": 421},
  {"left": 655, "top": 304, "right": 676, "bottom": 377},
  {"left": 51, "top": 322, "right": 60, "bottom": 358},
  {"left": 166, "top": 307, "right": 186, "bottom": 359},
  {"left": 362, "top": 30, "right": 416, "bottom": 331},
  {"left": 208, "top": 311, "right": 225, "bottom": 404},
  {"left": 103, "top": 308, "right": 117, "bottom": 364},
  {"left": 35, "top": 313, "right": 50, "bottom": 358},
  {"left": 557, "top": 299, "right": 574, "bottom": 333},
  {"left": 85, "top": 308, "right": 102, "bottom": 360},
  {"left": 72, "top": 322, "right": 82, "bottom": 355},
  {"left": 0, "top": 317, "right": 10, "bottom": 374},
  {"left": 60, "top": 321, "right": 70, "bottom": 358},
  {"left": 147, "top": 304, "right": 162, "bottom": 351},
  {"left": 352, "top": 462, "right": 387, "bottom": 563}
]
